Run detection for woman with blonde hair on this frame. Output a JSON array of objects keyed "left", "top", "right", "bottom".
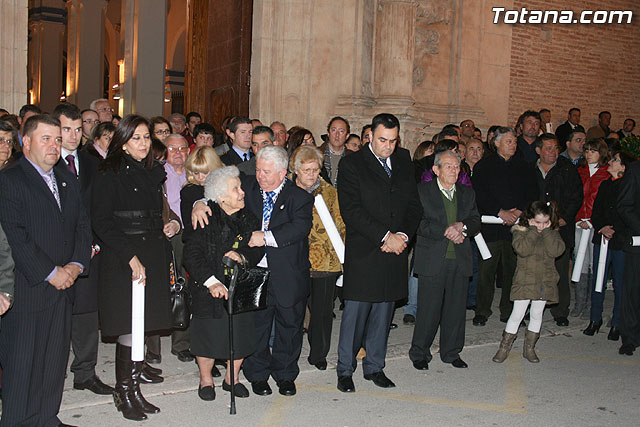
[{"left": 181, "top": 146, "right": 224, "bottom": 242}]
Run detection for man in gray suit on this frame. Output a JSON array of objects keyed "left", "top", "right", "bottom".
[{"left": 409, "top": 150, "right": 480, "bottom": 370}]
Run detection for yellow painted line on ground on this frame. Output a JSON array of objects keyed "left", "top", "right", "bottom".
[
  {"left": 259, "top": 394, "right": 297, "bottom": 426},
  {"left": 297, "top": 355, "right": 529, "bottom": 416},
  {"left": 540, "top": 352, "right": 640, "bottom": 367},
  {"left": 504, "top": 353, "right": 528, "bottom": 414}
]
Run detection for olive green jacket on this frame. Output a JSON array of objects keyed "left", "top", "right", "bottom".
[{"left": 511, "top": 225, "right": 565, "bottom": 303}]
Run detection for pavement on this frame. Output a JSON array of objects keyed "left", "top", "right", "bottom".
[{"left": 5, "top": 289, "right": 640, "bottom": 426}]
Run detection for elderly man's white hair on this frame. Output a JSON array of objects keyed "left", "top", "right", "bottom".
[
  {"left": 256, "top": 145, "right": 288, "bottom": 171},
  {"left": 205, "top": 166, "right": 240, "bottom": 203},
  {"left": 89, "top": 98, "right": 109, "bottom": 112}
]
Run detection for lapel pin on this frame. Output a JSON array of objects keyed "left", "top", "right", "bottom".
[
  {"left": 280, "top": 205, "right": 285, "bottom": 210},
  {"left": 61, "top": 182, "right": 67, "bottom": 187}
]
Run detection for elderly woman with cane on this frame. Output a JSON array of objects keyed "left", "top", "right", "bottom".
[{"left": 183, "top": 166, "right": 264, "bottom": 402}]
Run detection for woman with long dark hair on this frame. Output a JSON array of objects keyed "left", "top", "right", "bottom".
[{"left": 92, "top": 115, "right": 180, "bottom": 421}]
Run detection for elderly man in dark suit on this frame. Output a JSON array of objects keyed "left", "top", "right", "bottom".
[
  {"left": 239, "top": 145, "right": 313, "bottom": 397},
  {"left": 0, "top": 114, "right": 92, "bottom": 427},
  {"left": 51, "top": 103, "right": 112, "bottom": 395},
  {"left": 335, "top": 113, "right": 422, "bottom": 393},
  {"left": 409, "top": 150, "right": 480, "bottom": 370},
  {"left": 618, "top": 160, "right": 640, "bottom": 356}
]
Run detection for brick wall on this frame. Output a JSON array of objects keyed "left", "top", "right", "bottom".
[{"left": 508, "top": 0, "right": 640, "bottom": 132}]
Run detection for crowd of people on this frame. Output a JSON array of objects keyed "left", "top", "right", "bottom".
[{"left": 0, "top": 101, "right": 639, "bottom": 426}]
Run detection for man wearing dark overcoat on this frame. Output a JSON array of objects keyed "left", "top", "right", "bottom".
[
  {"left": 335, "top": 113, "right": 422, "bottom": 393},
  {"left": 409, "top": 150, "right": 480, "bottom": 370},
  {"left": 617, "top": 160, "right": 640, "bottom": 356},
  {"left": 0, "top": 114, "right": 91, "bottom": 426}
]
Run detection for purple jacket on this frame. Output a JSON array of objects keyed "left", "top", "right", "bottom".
[{"left": 421, "top": 169, "right": 473, "bottom": 188}]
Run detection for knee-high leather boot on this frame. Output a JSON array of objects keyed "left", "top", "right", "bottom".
[
  {"left": 114, "top": 344, "right": 147, "bottom": 421},
  {"left": 130, "top": 360, "right": 161, "bottom": 414}
]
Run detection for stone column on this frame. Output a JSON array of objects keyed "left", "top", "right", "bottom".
[
  {"left": 374, "top": 0, "right": 416, "bottom": 101},
  {"left": 27, "top": 6, "right": 66, "bottom": 112},
  {"left": 0, "top": 0, "right": 28, "bottom": 113},
  {"left": 66, "top": 0, "right": 107, "bottom": 110},
  {"left": 121, "top": 0, "right": 167, "bottom": 117}
]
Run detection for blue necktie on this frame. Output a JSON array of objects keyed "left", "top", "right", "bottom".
[
  {"left": 262, "top": 191, "right": 276, "bottom": 230},
  {"left": 378, "top": 157, "right": 391, "bottom": 178}
]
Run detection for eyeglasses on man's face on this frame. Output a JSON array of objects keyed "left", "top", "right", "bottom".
[
  {"left": 167, "top": 146, "right": 189, "bottom": 153},
  {"left": 155, "top": 129, "right": 171, "bottom": 136}
]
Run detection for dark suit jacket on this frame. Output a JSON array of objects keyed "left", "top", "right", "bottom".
[
  {"left": 221, "top": 145, "right": 253, "bottom": 166},
  {"left": 0, "top": 156, "right": 92, "bottom": 313},
  {"left": 241, "top": 176, "right": 314, "bottom": 307},
  {"left": 414, "top": 180, "right": 480, "bottom": 277},
  {"left": 471, "top": 152, "right": 538, "bottom": 243},
  {"left": 618, "top": 161, "right": 640, "bottom": 254},
  {"left": 555, "top": 121, "right": 585, "bottom": 147},
  {"left": 57, "top": 151, "right": 101, "bottom": 313},
  {"left": 337, "top": 144, "right": 422, "bottom": 302}
]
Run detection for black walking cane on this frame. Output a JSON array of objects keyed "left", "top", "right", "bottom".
[{"left": 222, "top": 255, "right": 239, "bottom": 415}]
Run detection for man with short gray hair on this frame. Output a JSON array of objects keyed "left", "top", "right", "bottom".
[{"left": 241, "top": 145, "right": 313, "bottom": 397}]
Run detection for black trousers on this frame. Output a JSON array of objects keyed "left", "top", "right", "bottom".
[
  {"left": 307, "top": 273, "right": 339, "bottom": 365},
  {"left": 243, "top": 297, "right": 306, "bottom": 383},
  {"left": 0, "top": 297, "right": 71, "bottom": 427},
  {"left": 70, "top": 310, "right": 99, "bottom": 384},
  {"left": 409, "top": 259, "right": 468, "bottom": 363},
  {"left": 475, "top": 239, "right": 516, "bottom": 320},
  {"left": 621, "top": 252, "right": 640, "bottom": 348},
  {"left": 549, "top": 248, "right": 571, "bottom": 319},
  {"left": 337, "top": 300, "right": 394, "bottom": 377}
]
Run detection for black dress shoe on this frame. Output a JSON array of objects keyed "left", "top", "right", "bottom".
[
  {"left": 145, "top": 351, "right": 161, "bottom": 364},
  {"left": 450, "top": 358, "right": 468, "bottom": 368},
  {"left": 619, "top": 343, "right": 635, "bottom": 356},
  {"left": 403, "top": 314, "right": 416, "bottom": 324},
  {"left": 277, "top": 380, "right": 296, "bottom": 396},
  {"left": 172, "top": 349, "right": 195, "bottom": 362},
  {"left": 472, "top": 315, "right": 487, "bottom": 326},
  {"left": 389, "top": 322, "right": 398, "bottom": 330},
  {"left": 608, "top": 327, "right": 620, "bottom": 341},
  {"left": 363, "top": 371, "right": 395, "bottom": 388},
  {"left": 251, "top": 380, "right": 272, "bottom": 396},
  {"left": 198, "top": 384, "right": 215, "bottom": 401},
  {"left": 308, "top": 359, "right": 327, "bottom": 370},
  {"left": 337, "top": 376, "right": 355, "bottom": 393},
  {"left": 222, "top": 380, "right": 250, "bottom": 398},
  {"left": 211, "top": 365, "right": 222, "bottom": 377},
  {"left": 73, "top": 375, "right": 114, "bottom": 395},
  {"left": 555, "top": 317, "right": 569, "bottom": 327},
  {"left": 139, "top": 366, "right": 164, "bottom": 384},
  {"left": 412, "top": 360, "right": 429, "bottom": 370},
  {"left": 144, "top": 362, "right": 162, "bottom": 376}
]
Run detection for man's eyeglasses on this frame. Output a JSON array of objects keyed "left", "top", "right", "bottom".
[
  {"left": 0, "top": 138, "right": 13, "bottom": 146},
  {"left": 167, "top": 146, "right": 189, "bottom": 153},
  {"left": 155, "top": 129, "right": 171, "bottom": 136}
]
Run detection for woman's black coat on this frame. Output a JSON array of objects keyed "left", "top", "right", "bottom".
[
  {"left": 183, "top": 201, "right": 264, "bottom": 319},
  {"left": 91, "top": 154, "right": 171, "bottom": 337}
]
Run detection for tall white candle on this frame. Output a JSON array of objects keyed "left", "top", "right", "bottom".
[
  {"left": 131, "top": 277, "right": 145, "bottom": 362},
  {"left": 594, "top": 238, "right": 608, "bottom": 293},
  {"left": 314, "top": 194, "right": 345, "bottom": 264},
  {"left": 474, "top": 233, "right": 492, "bottom": 260}
]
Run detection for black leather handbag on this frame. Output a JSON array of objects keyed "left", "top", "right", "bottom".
[
  {"left": 169, "top": 249, "right": 190, "bottom": 329},
  {"left": 222, "top": 257, "right": 270, "bottom": 314}
]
